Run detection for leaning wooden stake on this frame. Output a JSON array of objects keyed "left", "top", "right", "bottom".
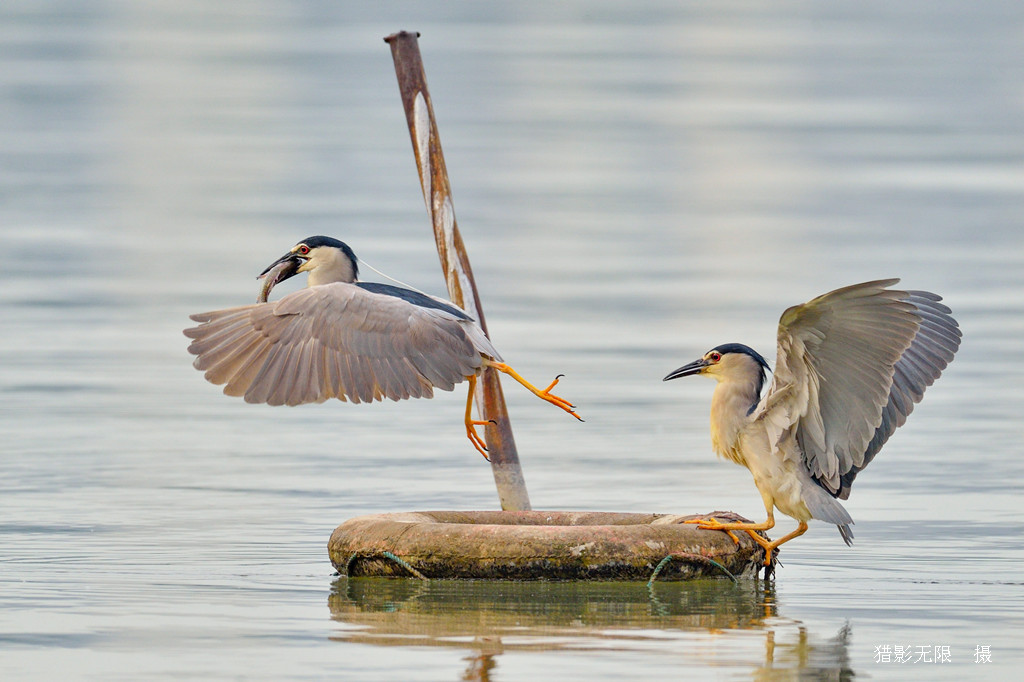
[{"left": 385, "top": 31, "right": 531, "bottom": 511}]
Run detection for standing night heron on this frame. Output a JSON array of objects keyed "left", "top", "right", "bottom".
[
  {"left": 663, "top": 279, "right": 961, "bottom": 564},
  {"left": 184, "top": 236, "right": 582, "bottom": 457}
]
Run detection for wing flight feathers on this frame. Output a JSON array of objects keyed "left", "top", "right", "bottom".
[
  {"left": 759, "top": 280, "right": 961, "bottom": 498},
  {"left": 185, "top": 283, "right": 494, "bottom": 406}
]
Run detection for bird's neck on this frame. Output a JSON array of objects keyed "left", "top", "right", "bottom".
[{"left": 709, "top": 379, "right": 760, "bottom": 463}]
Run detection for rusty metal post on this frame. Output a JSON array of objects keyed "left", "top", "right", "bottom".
[{"left": 384, "top": 31, "right": 531, "bottom": 511}]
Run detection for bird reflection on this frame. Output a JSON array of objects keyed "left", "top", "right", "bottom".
[
  {"left": 757, "top": 622, "right": 854, "bottom": 682},
  {"left": 461, "top": 651, "right": 499, "bottom": 682}
]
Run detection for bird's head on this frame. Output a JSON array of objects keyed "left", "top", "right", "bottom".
[
  {"left": 259, "top": 236, "right": 359, "bottom": 288},
  {"left": 663, "top": 343, "right": 770, "bottom": 393}
]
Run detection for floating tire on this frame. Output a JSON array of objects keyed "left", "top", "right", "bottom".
[{"left": 329, "top": 510, "right": 769, "bottom": 581}]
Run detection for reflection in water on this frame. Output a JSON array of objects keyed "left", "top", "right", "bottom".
[
  {"left": 758, "top": 623, "right": 853, "bottom": 682},
  {"left": 461, "top": 653, "right": 498, "bottom": 682},
  {"left": 328, "top": 578, "right": 854, "bottom": 680}
]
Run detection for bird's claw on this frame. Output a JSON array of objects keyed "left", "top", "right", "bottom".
[
  {"left": 466, "top": 420, "right": 491, "bottom": 461},
  {"left": 744, "top": 534, "right": 777, "bottom": 566},
  {"left": 684, "top": 517, "right": 726, "bottom": 530},
  {"left": 684, "top": 517, "right": 741, "bottom": 544},
  {"left": 486, "top": 362, "right": 583, "bottom": 422},
  {"left": 685, "top": 517, "right": 781, "bottom": 565},
  {"left": 539, "top": 375, "right": 583, "bottom": 420}
]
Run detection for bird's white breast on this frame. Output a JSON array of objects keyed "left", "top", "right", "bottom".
[{"left": 709, "top": 381, "right": 759, "bottom": 466}]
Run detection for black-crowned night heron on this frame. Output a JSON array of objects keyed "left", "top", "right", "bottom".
[
  {"left": 184, "top": 236, "right": 581, "bottom": 458},
  {"left": 664, "top": 279, "right": 961, "bottom": 564}
]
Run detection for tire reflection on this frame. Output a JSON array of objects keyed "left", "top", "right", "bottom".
[{"left": 328, "top": 577, "right": 854, "bottom": 680}]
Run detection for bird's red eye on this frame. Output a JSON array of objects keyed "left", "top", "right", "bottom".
[
  {"left": 709, "top": 352, "right": 721, "bottom": 362},
  {"left": 297, "top": 245, "right": 310, "bottom": 255}
]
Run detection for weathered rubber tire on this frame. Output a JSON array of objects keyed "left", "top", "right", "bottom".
[{"left": 329, "top": 510, "right": 768, "bottom": 581}]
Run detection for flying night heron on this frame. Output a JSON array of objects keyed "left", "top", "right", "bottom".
[
  {"left": 184, "top": 236, "right": 582, "bottom": 457},
  {"left": 663, "top": 279, "right": 961, "bottom": 564}
]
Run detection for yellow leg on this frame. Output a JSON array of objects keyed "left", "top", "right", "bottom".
[
  {"left": 464, "top": 374, "right": 492, "bottom": 460},
  {"left": 758, "top": 522, "right": 809, "bottom": 565},
  {"left": 483, "top": 361, "right": 583, "bottom": 421},
  {"left": 686, "top": 511, "right": 779, "bottom": 563}
]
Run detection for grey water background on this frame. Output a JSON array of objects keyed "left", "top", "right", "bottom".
[{"left": 2, "top": 1, "right": 1023, "bottom": 679}]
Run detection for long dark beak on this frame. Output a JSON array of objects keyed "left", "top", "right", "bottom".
[
  {"left": 258, "top": 252, "right": 302, "bottom": 281},
  {"left": 663, "top": 358, "right": 708, "bottom": 381}
]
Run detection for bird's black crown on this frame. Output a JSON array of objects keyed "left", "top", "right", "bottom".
[
  {"left": 712, "top": 343, "right": 770, "bottom": 371},
  {"left": 298, "top": 235, "right": 354, "bottom": 253}
]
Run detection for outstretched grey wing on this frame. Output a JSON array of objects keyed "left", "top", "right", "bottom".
[
  {"left": 184, "top": 282, "right": 499, "bottom": 406},
  {"left": 758, "top": 279, "right": 961, "bottom": 498},
  {"left": 835, "top": 289, "right": 961, "bottom": 498}
]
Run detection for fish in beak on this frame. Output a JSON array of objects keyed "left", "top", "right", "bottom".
[{"left": 257, "top": 253, "right": 302, "bottom": 303}]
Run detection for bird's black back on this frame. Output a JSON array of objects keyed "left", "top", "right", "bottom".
[{"left": 356, "top": 282, "right": 472, "bottom": 321}]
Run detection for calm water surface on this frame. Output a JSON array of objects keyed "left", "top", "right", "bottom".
[{"left": 2, "top": 1, "right": 1023, "bottom": 680}]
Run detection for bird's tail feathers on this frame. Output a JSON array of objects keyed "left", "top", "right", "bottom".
[
  {"left": 837, "top": 523, "right": 854, "bottom": 546},
  {"left": 804, "top": 483, "right": 855, "bottom": 546},
  {"left": 461, "top": 319, "right": 502, "bottom": 363}
]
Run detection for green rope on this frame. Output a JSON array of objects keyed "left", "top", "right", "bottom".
[
  {"left": 345, "top": 551, "right": 429, "bottom": 581},
  {"left": 647, "top": 553, "right": 738, "bottom": 586},
  {"left": 381, "top": 551, "right": 429, "bottom": 580}
]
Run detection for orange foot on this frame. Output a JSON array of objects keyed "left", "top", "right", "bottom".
[
  {"left": 463, "top": 374, "right": 492, "bottom": 460},
  {"left": 465, "top": 419, "right": 492, "bottom": 460},
  {"left": 537, "top": 374, "right": 583, "bottom": 417},
  {"left": 684, "top": 517, "right": 742, "bottom": 545},
  {"left": 487, "top": 363, "right": 584, "bottom": 422},
  {"left": 686, "top": 517, "right": 807, "bottom": 566}
]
